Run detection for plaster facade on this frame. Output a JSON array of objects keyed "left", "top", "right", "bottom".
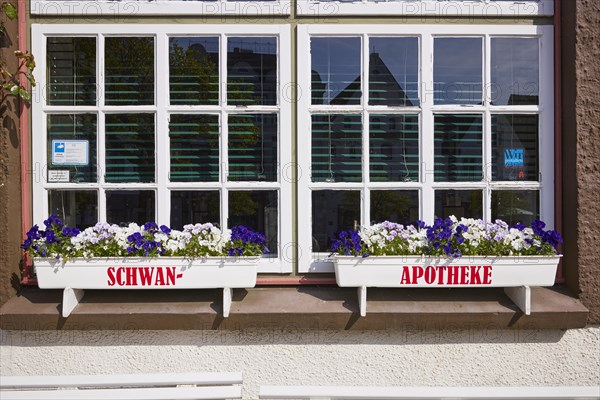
[{"left": 1, "top": 327, "right": 599, "bottom": 399}]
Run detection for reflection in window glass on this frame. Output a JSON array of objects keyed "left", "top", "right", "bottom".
[
  {"left": 106, "top": 190, "right": 155, "bottom": 225},
  {"left": 229, "top": 191, "right": 278, "bottom": 256},
  {"left": 170, "top": 191, "right": 220, "bottom": 230},
  {"left": 47, "top": 37, "right": 96, "bottom": 106},
  {"left": 491, "top": 38, "right": 539, "bottom": 105},
  {"left": 312, "top": 190, "right": 360, "bottom": 253},
  {"left": 311, "top": 114, "right": 362, "bottom": 183},
  {"left": 170, "top": 37, "right": 219, "bottom": 105},
  {"left": 227, "top": 37, "right": 277, "bottom": 106},
  {"left": 311, "top": 37, "right": 361, "bottom": 105},
  {"left": 492, "top": 190, "right": 539, "bottom": 226},
  {"left": 47, "top": 114, "right": 97, "bottom": 183},
  {"left": 105, "top": 114, "right": 155, "bottom": 183},
  {"left": 228, "top": 114, "right": 278, "bottom": 182},
  {"left": 105, "top": 37, "right": 154, "bottom": 105},
  {"left": 434, "top": 114, "right": 483, "bottom": 182},
  {"left": 492, "top": 114, "right": 539, "bottom": 181},
  {"left": 370, "top": 190, "right": 419, "bottom": 225},
  {"left": 369, "top": 37, "right": 419, "bottom": 106},
  {"left": 369, "top": 114, "right": 419, "bottom": 182},
  {"left": 434, "top": 37, "right": 482, "bottom": 105},
  {"left": 170, "top": 114, "right": 219, "bottom": 182},
  {"left": 435, "top": 190, "right": 482, "bottom": 220},
  {"left": 48, "top": 190, "right": 98, "bottom": 228}
]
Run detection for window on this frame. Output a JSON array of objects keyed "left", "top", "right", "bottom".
[
  {"left": 32, "top": 23, "right": 553, "bottom": 275},
  {"left": 32, "top": 24, "right": 292, "bottom": 273},
  {"left": 298, "top": 24, "right": 554, "bottom": 272}
]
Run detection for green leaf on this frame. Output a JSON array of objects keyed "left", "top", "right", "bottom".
[
  {"left": 18, "top": 88, "right": 30, "bottom": 102},
  {"left": 9, "top": 85, "right": 18, "bottom": 95},
  {"left": 2, "top": 3, "right": 17, "bottom": 20}
]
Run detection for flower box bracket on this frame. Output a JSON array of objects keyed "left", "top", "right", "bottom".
[
  {"left": 354, "top": 285, "right": 532, "bottom": 317},
  {"left": 59, "top": 286, "right": 236, "bottom": 318}
]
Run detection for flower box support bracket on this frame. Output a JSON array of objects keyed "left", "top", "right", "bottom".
[
  {"left": 504, "top": 285, "right": 532, "bottom": 315},
  {"left": 223, "top": 287, "right": 232, "bottom": 318},
  {"left": 59, "top": 287, "right": 238, "bottom": 319},
  {"left": 358, "top": 286, "right": 367, "bottom": 317},
  {"left": 62, "top": 287, "right": 85, "bottom": 318}
]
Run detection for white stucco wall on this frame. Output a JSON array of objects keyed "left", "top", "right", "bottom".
[{"left": 1, "top": 327, "right": 599, "bottom": 399}]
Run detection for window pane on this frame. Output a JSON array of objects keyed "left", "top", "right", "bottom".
[
  {"left": 491, "top": 190, "right": 540, "bottom": 226},
  {"left": 369, "top": 114, "right": 419, "bottom": 182},
  {"left": 170, "top": 37, "right": 219, "bottom": 106},
  {"left": 492, "top": 114, "right": 539, "bottom": 181},
  {"left": 228, "top": 191, "right": 278, "bottom": 256},
  {"left": 434, "top": 114, "right": 483, "bottom": 182},
  {"left": 171, "top": 191, "right": 220, "bottom": 230},
  {"left": 228, "top": 114, "right": 278, "bottom": 182},
  {"left": 105, "top": 114, "right": 155, "bottom": 183},
  {"left": 370, "top": 190, "right": 419, "bottom": 225},
  {"left": 47, "top": 114, "right": 97, "bottom": 183},
  {"left": 491, "top": 38, "right": 539, "bottom": 105},
  {"left": 311, "top": 37, "right": 361, "bottom": 105},
  {"left": 170, "top": 114, "right": 219, "bottom": 182},
  {"left": 435, "top": 190, "right": 483, "bottom": 220},
  {"left": 312, "top": 190, "right": 360, "bottom": 253},
  {"left": 227, "top": 37, "right": 277, "bottom": 106},
  {"left": 106, "top": 190, "right": 155, "bottom": 225},
  {"left": 311, "top": 114, "right": 362, "bottom": 183},
  {"left": 369, "top": 37, "right": 419, "bottom": 106},
  {"left": 105, "top": 37, "right": 154, "bottom": 105},
  {"left": 47, "top": 37, "right": 96, "bottom": 106},
  {"left": 434, "top": 37, "right": 482, "bottom": 105},
  {"left": 48, "top": 190, "right": 98, "bottom": 228}
]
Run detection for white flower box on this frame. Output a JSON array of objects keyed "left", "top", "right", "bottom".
[
  {"left": 333, "top": 255, "right": 561, "bottom": 316},
  {"left": 34, "top": 257, "right": 259, "bottom": 318}
]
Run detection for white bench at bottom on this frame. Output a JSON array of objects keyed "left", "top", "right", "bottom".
[
  {"left": 0, "top": 372, "right": 243, "bottom": 400},
  {"left": 333, "top": 255, "right": 561, "bottom": 316},
  {"left": 34, "top": 257, "right": 259, "bottom": 318},
  {"left": 259, "top": 385, "right": 599, "bottom": 399}
]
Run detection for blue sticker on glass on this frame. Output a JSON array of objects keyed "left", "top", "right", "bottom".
[
  {"left": 54, "top": 142, "right": 65, "bottom": 153},
  {"left": 504, "top": 148, "right": 524, "bottom": 167}
]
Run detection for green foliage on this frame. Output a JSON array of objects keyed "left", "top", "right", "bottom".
[{"left": 0, "top": 3, "right": 36, "bottom": 103}]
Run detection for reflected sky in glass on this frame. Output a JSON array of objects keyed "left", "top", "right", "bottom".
[
  {"left": 491, "top": 38, "right": 539, "bottom": 105},
  {"left": 311, "top": 37, "right": 361, "bottom": 105},
  {"left": 369, "top": 37, "right": 419, "bottom": 106},
  {"left": 434, "top": 37, "right": 482, "bottom": 105}
]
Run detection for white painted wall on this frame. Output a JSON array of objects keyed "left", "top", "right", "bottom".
[{"left": 1, "top": 327, "right": 599, "bottom": 399}]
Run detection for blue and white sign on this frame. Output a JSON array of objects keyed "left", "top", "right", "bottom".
[
  {"left": 51, "top": 140, "right": 89, "bottom": 165},
  {"left": 504, "top": 148, "right": 524, "bottom": 167}
]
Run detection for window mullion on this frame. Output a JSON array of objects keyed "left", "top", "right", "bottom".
[
  {"left": 221, "top": 34, "right": 229, "bottom": 230},
  {"left": 156, "top": 33, "right": 170, "bottom": 227},
  {"left": 421, "top": 33, "right": 435, "bottom": 224},
  {"left": 97, "top": 34, "right": 107, "bottom": 223},
  {"left": 483, "top": 34, "right": 492, "bottom": 223},
  {"left": 362, "top": 34, "right": 370, "bottom": 227}
]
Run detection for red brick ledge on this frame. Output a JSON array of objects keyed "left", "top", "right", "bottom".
[{"left": 0, "top": 286, "right": 588, "bottom": 331}]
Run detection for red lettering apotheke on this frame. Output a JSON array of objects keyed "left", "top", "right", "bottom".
[{"left": 399, "top": 265, "right": 493, "bottom": 285}]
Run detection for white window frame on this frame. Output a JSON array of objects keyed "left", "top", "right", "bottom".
[
  {"left": 30, "top": 0, "right": 291, "bottom": 16},
  {"left": 297, "top": 0, "right": 553, "bottom": 17},
  {"left": 297, "top": 24, "right": 554, "bottom": 273},
  {"left": 31, "top": 23, "right": 293, "bottom": 273}
]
